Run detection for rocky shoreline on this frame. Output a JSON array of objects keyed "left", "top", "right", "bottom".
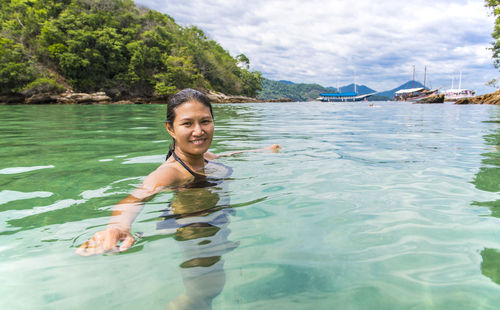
[
  {"left": 0, "top": 89, "right": 293, "bottom": 105},
  {"left": 6, "top": 88, "right": 500, "bottom": 105},
  {"left": 455, "top": 88, "right": 500, "bottom": 105},
  {"left": 416, "top": 94, "right": 445, "bottom": 104}
]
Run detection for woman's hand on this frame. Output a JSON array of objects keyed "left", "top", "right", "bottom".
[
  {"left": 267, "top": 144, "right": 281, "bottom": 152},
  {"left": 75, "top": 227, "right": 135, "bottom": 256}
]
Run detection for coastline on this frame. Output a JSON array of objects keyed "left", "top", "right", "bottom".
[
  {"left": 5, "top": 88, "right": 500, "bottom": 105},
  {"left": 0, "top": 89, "right": 293, "bottom": 105},
  {"left": 454, "top": 88, "right": 500, "bottom": 105}
]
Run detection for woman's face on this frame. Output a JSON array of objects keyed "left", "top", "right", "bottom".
[{"left": 166, "top": 100, "right": 214, "bottom": 157}]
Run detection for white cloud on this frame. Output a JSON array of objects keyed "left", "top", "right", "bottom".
[{"left": 135, "top": 0, "right": 499, "bottom": 94}]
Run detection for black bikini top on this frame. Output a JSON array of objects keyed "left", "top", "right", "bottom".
[
  {"left": 171, "top": 150, "right": 207, "bottom": 178},
  {"left": 170, "top": 151, "right": 232, "bottom": 188}
]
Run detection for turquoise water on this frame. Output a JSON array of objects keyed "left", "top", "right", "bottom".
[{"left": 1, "top": 102, "right": 499, "bottom": 309}]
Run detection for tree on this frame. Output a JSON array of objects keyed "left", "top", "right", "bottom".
[
  {"left": 0, "top": 37, "right": 36, "bottom": 93},
  {"left": 486, "top": 0, "right": 500, "bottom": 68},
  {"left": 0, "top": 0, "right": 264, "bottom": 99}
]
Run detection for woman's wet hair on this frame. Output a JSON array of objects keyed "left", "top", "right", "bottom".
[
  {"left": 166, "top": 89, "right": 213, "bottom": 160},
  {"left": 166, "top": 88, "right": 213, "bottom": 126}
]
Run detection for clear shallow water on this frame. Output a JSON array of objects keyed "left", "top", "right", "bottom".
[{"left": 0, "top": 102, "right": 499, "bottom": 309}]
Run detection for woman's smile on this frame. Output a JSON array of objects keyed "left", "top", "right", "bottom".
[
  {"left": 191, "top": 138, "right": 207, "bottom": 146},
  {"left": 166, "top": 100, "right": 215, "bottom": 158}
]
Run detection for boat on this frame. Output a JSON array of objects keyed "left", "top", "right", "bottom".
[
  {"left": 318, "top": 92, "right": 376, "bottom": 102},
  {"left": 442, "top": 72, "right": 476, "bottom": 100},
  {"left": 394, "top": 88, "right": 438, "bottom": 101},
  {"left": 318, "top": 77, "right": 376, "bottom": 102},
  {"left": 393, "top": 66, "right": 440, "bottom": 102}
]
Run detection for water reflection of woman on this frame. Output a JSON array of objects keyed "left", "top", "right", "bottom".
[
  {"left": 160, "top": 185, "right": 238, "bottom": 309},
  {"left": 76, "top": 88, "right": 279, "bottom": 307}
]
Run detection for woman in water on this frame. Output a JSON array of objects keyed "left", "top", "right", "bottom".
[{"left": 76, "top": 88, "right": 279, "bottom": 255}]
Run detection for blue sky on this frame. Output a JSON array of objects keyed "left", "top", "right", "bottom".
[{"left": 135, "top": 0, "right": 499, "bottom": 94}]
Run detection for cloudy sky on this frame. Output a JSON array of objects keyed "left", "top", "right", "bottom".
[{"left": 135, "top": 0, "right": 498, "bottom": 94}]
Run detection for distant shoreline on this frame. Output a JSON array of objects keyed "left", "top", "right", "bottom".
[
  {"left": 0, "top": 90, "right": 294, "bottom": 105},
  {"left": 2, "top": 89, "right": 500, "bottom": 105}
]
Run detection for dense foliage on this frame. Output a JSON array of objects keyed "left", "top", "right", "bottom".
[
  {"left": 486, "top": 0, "right": 500, "bottom": 68},
  {"left": 0, "top": 0, "right": 262, "bottom": 98}
]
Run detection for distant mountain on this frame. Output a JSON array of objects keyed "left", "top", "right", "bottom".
[
  {"left": 376, "top": 81, "right": 427, "bottom": 99},
  {"left": 337, "top": 83, "right": 376, "bottom": 95},
  {"left": 259, "top": 79, "right": 429, "bottom": 102},
  {"left": 258, "top": 79, "right": 338, "bottom": 101}
]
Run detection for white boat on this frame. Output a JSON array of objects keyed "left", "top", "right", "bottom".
[
  {"left": 443, "top": 89, "right": 476, "bottom": 100},
  {"left": 443, "top": 72, "right": 476, "bottom": 100},
  {"left": 318, "top": 92, "right": 376, "bottom": 102}
]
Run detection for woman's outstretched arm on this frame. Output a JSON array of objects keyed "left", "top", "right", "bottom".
[
  {"left": 75, "top": 164, "right": 184, "bottom": 256},
  {"left": 206, "top": 144, "right": 281, "bottom": 159}
]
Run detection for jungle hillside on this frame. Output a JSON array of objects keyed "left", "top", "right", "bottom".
[{"left": 0, "top": 0, "right": 262, "bottom": 101}]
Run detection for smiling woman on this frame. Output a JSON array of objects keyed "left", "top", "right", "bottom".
[
  {"left": 75, "top": 88, "right": 279, "bottom": 308},
  {"left": 76, "top": 89, "right": 278, "bottom": 255}
]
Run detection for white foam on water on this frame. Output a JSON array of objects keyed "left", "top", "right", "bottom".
[
  {"left": 0, "top": 165, "right": 55, "bottom": 175},
  {"left": 80, "top": 186, "right": 115, "bottom": 199},
  {"left": 23, "top": 198, "right": 86, "bottom": 216},
  {"left": 0, "top": 190, "right": 53, "bottom": 205},
  {"left": 122, "top": 155, "right": 163, "bottom": 164}
]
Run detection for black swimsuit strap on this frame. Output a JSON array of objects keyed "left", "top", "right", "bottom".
[{"left": 171, "top": 151, "right": 206, "bottom": 177}]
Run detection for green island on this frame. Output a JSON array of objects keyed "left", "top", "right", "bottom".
[
  {"left": 2, "top": 0, "right": 500, "bottom": 104},
  {"left": 0, "top": 0, "right": 262, "bottom": 104}
]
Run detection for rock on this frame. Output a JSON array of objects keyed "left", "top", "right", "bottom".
[
  {"left": 416, "top": 94, "right": 444, "bottom": 104},
  {"left": 0, "top": 94, "right": 26, "bottom": 104},
  {"left": 56, "top": 91, "right": 111, "bottom": 104},
  {"left": 266, "top": 98, "right": 294, "bottom": 102},
  {"left": 112, "top": 100, "right": 135, "bottom": 104},
  {"left": 25, "top": 93, "right": 59, "bottom": 104},
  {"left": 455, "top": 89, "right": 500, "bottom": 105},
  {"left": 206, "top": 90, "right": 260, "bottom": 103}
]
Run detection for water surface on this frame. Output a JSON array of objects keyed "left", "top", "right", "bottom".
[{"left": 0, "top": 102, "right": 499, "bottom": 309}]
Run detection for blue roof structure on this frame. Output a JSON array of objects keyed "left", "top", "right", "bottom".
[{"left": 320, "top": 92, "right": 357, "bottom": 97}]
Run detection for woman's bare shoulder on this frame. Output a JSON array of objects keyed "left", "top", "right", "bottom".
[
  {"left": 148, "top": 160, "right": 192, "bottom": 186},
  {"left": 130, "top": 161, "right": 192, "bottom": 200}
]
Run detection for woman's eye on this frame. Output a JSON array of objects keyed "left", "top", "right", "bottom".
[
  {"left": 182, "top": 122, "right": 192, "bottom": 126},
  {"left": 202, "top": 120, "right": 212, "bottom": 124}
]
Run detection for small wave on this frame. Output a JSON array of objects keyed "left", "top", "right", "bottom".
[
  {"left": 122, "top": 155, "right": 164, "bottom": 164},
  {"left": 0, "top": 165, "right": 55, "bottom": 175},
  {"left": 0, "top": 190, "right": 53, "bottom": 205}
]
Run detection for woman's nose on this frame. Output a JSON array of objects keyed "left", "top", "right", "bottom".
[{"left": 193, "top": 123, "right": 203, "bottom": 135}]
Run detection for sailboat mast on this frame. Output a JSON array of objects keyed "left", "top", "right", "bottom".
[
  {"left": 423, "top": 66, "right": 427, "bottom": 89},
  {"left": 412, "top": 65, "right": 415, "bottom": 88},
  {"left": 458, "top": 71, "right": 462, "bottom": 91},
  {"left": 354, "top": 72, "right": 357, "bottom": 94}
]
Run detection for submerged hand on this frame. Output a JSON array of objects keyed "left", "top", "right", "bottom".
[
  {"left": 75, "top": 227, "right": 135, "bottom": 256},
  {"left": 268, "top": 144, "right": 281, "bottom": 152}
]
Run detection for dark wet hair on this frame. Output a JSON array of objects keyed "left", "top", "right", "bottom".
[{"left": 166, "top": 89, "right": 213, "bottom": 160}]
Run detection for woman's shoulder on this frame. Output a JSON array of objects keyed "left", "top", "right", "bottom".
[
  {"left": 130, "top": 161, "right": 193, "bottom": 200},
  {"left": 146, "top": 160, "right": 194, "bottom": 187}
]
